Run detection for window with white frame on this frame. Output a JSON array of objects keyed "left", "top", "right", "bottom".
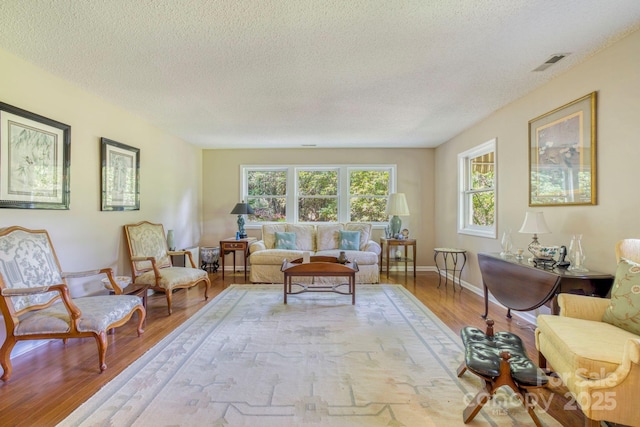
[
  {"left": 458, "top": 139, "right": 496, "bottom": 238},
  {"left": 241, "top": 165, "right": 395, "bottom": 225}
]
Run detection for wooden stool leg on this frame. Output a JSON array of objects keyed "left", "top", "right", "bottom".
[
  {"left": 456, "top": 361, "right": 467, "bottom": 377},
  {"left": 463, "top": 380, "right": 493, "bottom": 423},
  {"left": 522, "top": 390, "right": 543, "bottom": 427}
]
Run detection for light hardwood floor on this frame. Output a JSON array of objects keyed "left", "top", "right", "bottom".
[{"left": 0, "top": 271, "right": 591, "bottom": 426}]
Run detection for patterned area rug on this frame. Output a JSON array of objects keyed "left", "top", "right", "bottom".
[{"left": 60, "top": 285, "right": 560, "bottom": 426}]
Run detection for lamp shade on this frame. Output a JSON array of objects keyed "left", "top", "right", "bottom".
[
  {"left": 518, "top": 211, "right": 551, "bottom": 235},
  {"left": 386, "top": 193, "right": 410, "bottom": 216},
  {"left": 230, "top": 201, "right": 255, "bottom": 215}
]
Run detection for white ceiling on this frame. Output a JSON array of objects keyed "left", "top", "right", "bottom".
[{"left": 1, "top": 1, "right": 639, "bottom": 149}]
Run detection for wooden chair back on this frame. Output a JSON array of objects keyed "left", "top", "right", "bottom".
[
  {"left": 0, "top": 227, "right": 63, "bottom": 316},
  {"left": 123, "top": 221, "right": 173, "bottom": 278}
]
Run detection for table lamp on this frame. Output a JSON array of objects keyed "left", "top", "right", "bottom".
[
  {"left": 230, "top": 201, "right": 254, "bottom": 239},
  {"left": 386, "top": 193, "right": 410, "bottom": 236},
  {"left": 518, "top": 211, "right": 551, "bottom": 259}
]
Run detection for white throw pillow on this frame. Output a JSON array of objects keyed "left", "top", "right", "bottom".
[
  {"left": 262, "top": 224, "right": 286, "bottom": 249},
  {"left": 286, "top": 224, "right": 315, "bottom": 251},
  {"left": 316, "top": 224, "right": 344, "bottom": 251},
  {"left": 345, "top": 223, "right": 372, "bottom": 250}
]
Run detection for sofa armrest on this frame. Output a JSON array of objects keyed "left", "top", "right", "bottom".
[
  {"left": 363, "top": 240, "right": 381, "bottom": 256},
  {"left": 558, "top": 293, "right": 610, "bottom": 321},
  {"left": 250, "top": 240, "right": 266, "bottom": 254}
]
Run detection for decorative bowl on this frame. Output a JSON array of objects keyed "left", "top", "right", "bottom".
[{"left": 532, "top": 246, "right": 559, "bottom": 260}]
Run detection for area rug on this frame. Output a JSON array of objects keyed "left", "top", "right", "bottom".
[{"left": 60, "top": 284, "right": 560, "bottom": 426}]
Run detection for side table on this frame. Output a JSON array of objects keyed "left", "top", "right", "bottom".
[
  {"left": 433, "top": 248, "right": 467, "bottom": 290},
  {"left": 220, "top": 237, "right": 256, "bottom": 280},
  {"left": 380, "top": 238, "right": 416, "bottom": 277}
]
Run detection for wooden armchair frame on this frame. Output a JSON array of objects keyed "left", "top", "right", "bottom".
[
  {"left": 124, "top": 221, "right": 210, "bottom": 314},
  {"left": 0, "top": 226, "right": 145, "bottom": 382}
]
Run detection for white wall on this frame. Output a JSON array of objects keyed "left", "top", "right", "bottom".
[
  {"left": 435, "top": 29, "right": 640, "bottom": 289},
  {"left": 0, "top": 48, "right": 204, "bottom": 351}
]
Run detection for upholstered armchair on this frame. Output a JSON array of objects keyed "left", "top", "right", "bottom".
[
  {"left": 124, "top": 221, "right": 210, "bottom": 314},
  {"left": 535, "top": 239, "right": 640, "bottom": 426},
  {"left": 0, "top": 226, "right": 146, "bottom": 382}
]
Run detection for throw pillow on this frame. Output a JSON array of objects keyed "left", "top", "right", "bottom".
[
  {"left": 339, "top": 230, "right": 361, "bottom": 251},
  {"left": 602, "top": 258, "right": 640, "bottom": 335},
  {"left": 274, "top": 232, "right": 297, "bottom": 250}
]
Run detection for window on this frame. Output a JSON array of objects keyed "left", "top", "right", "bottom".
[
  {"left": 458, "top": 139, "right": 496, "bottom": 238},
  {"left": 246, "top": 168, "right": 287, "bottom": 222},
  {"left": 349, "top": 169, "right": 390, "bottom": 222},
  {"left": 297, "top": 169, "right": 339, "bottom": 222},
  {"left": 242, "top": 165, "right": 395, "bottom": 225}
]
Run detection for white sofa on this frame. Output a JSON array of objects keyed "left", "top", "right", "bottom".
[{"left": 249, "top": 223, "right": 381, "bottom": 284}]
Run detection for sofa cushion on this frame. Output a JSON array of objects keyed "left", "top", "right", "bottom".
[
  {"left": 262, "top": 224, "right": 287, "bottom": 249},
  {"left": 536, "top": 314, "right": 635, "bottom": 378},
  {"left": 274, "top": 232, "right": 297, "bottom": 250},
  {"left": 602, "top": 258, "right": 640, "bottom": 335},
  {"left": 315, "top": 249, "right": 379, "bottom": 265},
  {"left": 345, "top": 223, "right": 372, "bottom": 250},
  {"left": 286, "top": 224, "right": 315, "bottom": 251},
  {"left": 250, "top": 249, "right": 304, "bottom": 265},
  {"left": 338, "top": 230, "right": 360, "bottom": 251},
  {"left": 316, "top": 224, "right": 344, "bottom": 251}
]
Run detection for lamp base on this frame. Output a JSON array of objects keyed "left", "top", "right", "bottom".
[
  {"left": 238, "top": 233, "right": 247, "bottom": 239},
  {"left": 390, "top": 215, "right": 402, "bottom": 236}
]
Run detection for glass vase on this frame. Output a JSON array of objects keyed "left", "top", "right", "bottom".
[
  {"left": 568, "top": 234, "right": 588, "bottom": 272},
  {"left": 500, "top": 228, "right": 513, "bottom": 257}
]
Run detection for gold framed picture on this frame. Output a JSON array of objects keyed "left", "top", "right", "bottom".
[{"left": 528, "top": 92, "right": 597, "bottom": 206}]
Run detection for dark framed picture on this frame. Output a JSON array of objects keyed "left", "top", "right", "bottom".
[
  {"left": 0, "top": 102, "right": 71, "bottom": 209},
  {"left": 100, "top": 138, "right": 140, "bottom": 211},
  {"left": 528, "top": 92, "right": 597, "bottom": 206}
]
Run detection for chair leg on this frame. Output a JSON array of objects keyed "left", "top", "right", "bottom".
[
  {"left": 136, "top": 306, "right": 146, "bottom": 336},
  {"left": 203, "top": 277, "right": 211, "bottom": 300},
  {"left": 538, "top": 351, "right": 547, "bottom": 369},
  {"left": 584, "top": 417, "right": 601, "bottom": 427},
  {"left": 0, "top": 336, "right": 16, "bottom": 381},
  {"left": 165, "top": 290, "right": 173, "bottom": 315},
  {"left": 94, "top": 331, "right": 108, "bottom": 372}
]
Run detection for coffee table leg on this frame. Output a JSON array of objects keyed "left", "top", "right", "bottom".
[
  {"left": 284, "top": 276, "right": 288, "bottom": 304},
  {"left": 352, "top": 276, "right": 355, "bottom": 305}
]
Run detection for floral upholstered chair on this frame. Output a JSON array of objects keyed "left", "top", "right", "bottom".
[
  {"left": 124, "top": 221, "right": 210, "bottom": 314},
  {"left": 0, "top": 226, "right": 146, "bottom": 382}
]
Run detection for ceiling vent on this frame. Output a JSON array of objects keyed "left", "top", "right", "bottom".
[{"left": 532, "top": 53, "right": 570, "bottom": 72}]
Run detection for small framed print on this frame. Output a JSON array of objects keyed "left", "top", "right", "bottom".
[
  {"left": 101, "top": 138, "right": 140, "bottom": 211},
  {"left": 0, "top": 102, "right": 70, "bottom": 209}
]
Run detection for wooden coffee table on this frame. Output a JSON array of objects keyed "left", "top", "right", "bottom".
[{"left": 281, "top": 256, "right": 359, "bottom": 304}]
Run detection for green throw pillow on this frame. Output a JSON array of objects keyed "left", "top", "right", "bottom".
[
  {"left": 339, "top": 230, "right": 360, "bottom": 251},
  {"left": 602, "top": 258, "right": 640, "bottom": 335},
  {"left": 274, "top": 232, "right": 297, "bottom": 250}
]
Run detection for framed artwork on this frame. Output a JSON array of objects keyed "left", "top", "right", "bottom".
[
  {"left": 0, "top": 102, "right": 70, "bottom": 209},
  {"left": 101, "top": 138, "right": 140, "bottom": 211},
  {"left": 528, "top": 92, "right": 597, "bottom": 206}
]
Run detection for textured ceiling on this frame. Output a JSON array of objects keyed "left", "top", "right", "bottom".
[{"left": 1, "top": 1, "right": 639, "bottom": 149}]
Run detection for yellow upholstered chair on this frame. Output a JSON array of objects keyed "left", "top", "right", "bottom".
[
  {"left": 535, "top": 239, "right": 640, "bottom": 426},
  {"left": 0, "top": 226, "right": 145, "bottom": 382},
  {"left": 123, "top": 221, "right": 210, "bottom": 314}
]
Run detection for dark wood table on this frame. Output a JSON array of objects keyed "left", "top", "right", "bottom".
[
  {"left": 380, "top": 238, "right": 416, "bottom": 277},
  {"left": 281, "top": 256, "right": 359, "bottom": 304},
  {"left": 478, "top": 252, "right": 614, "bottom": 318},
  {"left": 220, "top": 237, "right": 256, "bottom": 280}
]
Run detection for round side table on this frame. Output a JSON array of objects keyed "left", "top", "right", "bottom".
[{"left": 433, "top": 248, "right": 467, "bottom": 291}]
